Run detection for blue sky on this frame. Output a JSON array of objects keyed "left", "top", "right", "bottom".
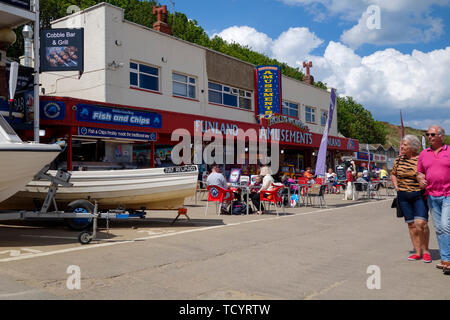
[{"left": 171, "top": 0, "right": 450, "bottom": 134}]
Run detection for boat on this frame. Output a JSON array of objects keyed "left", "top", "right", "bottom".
[
  {"left": 0, "top": 165, "right": 198, "bottom": 211},
  {"left": 0, "top": 115, "right": 61, "bottom": 204}
]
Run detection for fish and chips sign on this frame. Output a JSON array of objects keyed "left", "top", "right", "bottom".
[{"left": 255, "top": 65, "right": 281, "bottom": 119}]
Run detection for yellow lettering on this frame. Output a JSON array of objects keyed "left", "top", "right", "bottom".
[
  {"left": 264, "top": 88, "right": 273, "bottom": 93},
  {"left": 265, "top": 97, "right": 273, "bottom": 102},
  {"left": 264, "top": 93, "right": 273, "bottom": 97},
  {"left": 264, "top": 71, "right": 273, "bottom": 75},
  {"left": 265, "top": 84, "right": 273, "bottom": 88}
]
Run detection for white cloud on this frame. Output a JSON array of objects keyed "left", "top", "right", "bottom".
[
  {"left": 213, "top": 26, "right": 273, "bottom": 55},
  {"left": 310, "top": 43, "right": 450, "bottom": 112},
  {"left": 214, "top": 26, "right": 323, "bottom": 66},
  {"left": 272, "top": 28, "right": 323, "bottom": 66},
  {"left": 213, "top": 24, "right": 450, "bottom": 132},
  {"left": 279, "top": 0, "right": 450, "bottom": 48}
]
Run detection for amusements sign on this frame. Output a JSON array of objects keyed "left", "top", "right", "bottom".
[
  {"left": 0, "top": 0, "right": 30, "bottom": 10},
  {"left": 40, "top": 28, "right": 84, "bottom": 72},
  {"left": 255, "top": 65, "right": 281, "bottom": 119}
]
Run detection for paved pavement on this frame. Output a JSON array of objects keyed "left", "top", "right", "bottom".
[{"left": 0, "top": 191, "right": 448, "bottom": 300}]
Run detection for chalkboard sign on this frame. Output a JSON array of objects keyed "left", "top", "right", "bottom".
[{"left": 335, "top": 165, "right": 346, "bottom": 181}]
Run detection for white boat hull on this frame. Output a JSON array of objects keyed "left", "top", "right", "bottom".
[
  {"left": 0, "top": 166, "right": 198, "bottom": 210},
  {"left": 0, "top": 145, "right": 61, "bottom": 204}
]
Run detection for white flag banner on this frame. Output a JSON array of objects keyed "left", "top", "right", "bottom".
[
  {"left": 422, "top": 136, "right": 426, "bottom": 150},
  {"left": 8, "top": 61, "right": 19, "bottom": 102}
]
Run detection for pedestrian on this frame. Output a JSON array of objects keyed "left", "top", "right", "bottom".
[
  {"left": 391, "top": 135, "right": 431, "bottom": 263},
  {"left": 417, "top": 125, "right": 450, "bottom": 274}
]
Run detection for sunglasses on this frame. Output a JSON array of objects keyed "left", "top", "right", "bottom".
[{"left": 425, "top": 133, "right": 437, "bottom": 137}]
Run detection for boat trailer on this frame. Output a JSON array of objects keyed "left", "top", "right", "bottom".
[{"left": 0, "top": 165, "right": 161, "bottom": 245}]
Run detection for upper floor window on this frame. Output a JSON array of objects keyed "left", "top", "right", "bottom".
[
  {"left": 320, "top": 110, "right": 328, "bottom": 126},
  {"left": 130, "top": 61, "right": 159, "bottom": 92},
  {"left": 208, "top": 81, "right": 252, "bottom": 110},
  {"left": 305, "top": 106, "right": 316, "bottom": 123},
  {"left": 281, "top": 101, "right": 298, "bottom": 118},
  {"left": 173, "top": 72, "right": 196, "bottom": 99}
]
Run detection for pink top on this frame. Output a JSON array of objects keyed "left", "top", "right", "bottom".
[{"left": 417, "top": 145, "right": 450, "bottom": 197}]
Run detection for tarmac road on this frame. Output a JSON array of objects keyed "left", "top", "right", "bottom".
[{"left": 0, "top": 194, "right": 448, "bottom": 300}]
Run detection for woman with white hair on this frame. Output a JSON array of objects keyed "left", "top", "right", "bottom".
[
  {"left": 257, "top": 166, "right": 274, "bottom": 214},
  {"left": 391, "top": 135, "right": 431, "bottom": 263}
]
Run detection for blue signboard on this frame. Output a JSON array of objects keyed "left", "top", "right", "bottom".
[
  {"left": 40, "top": 101, "right": 66, "bottom": 120},
  {"left": 256, "top": 65, "right": 281, "bottom": 118},
  {"left": 78, "top": 127, "right": 157, "bottom": 141},
  {"left": 76, "top": 104, "right": 162, "bottom": 129},
  {"left": 356, "top": 152, "right": 374, "bottom": 161}
]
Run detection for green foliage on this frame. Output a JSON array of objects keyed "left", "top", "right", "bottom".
[{"left": 337, "top": 96, "right": 387, "bottom": 144}]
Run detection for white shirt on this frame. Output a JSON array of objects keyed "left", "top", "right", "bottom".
[{"left": 260, "top": 174, "right": 274, "bottom": 191}]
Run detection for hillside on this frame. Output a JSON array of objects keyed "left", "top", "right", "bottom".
[{"left": 381, "top": 122, "right": 450, "bottom": 147}]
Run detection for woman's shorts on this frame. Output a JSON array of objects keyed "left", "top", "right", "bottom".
[{"left": 397, "top": 190, "right": 429, "bottom": 224}]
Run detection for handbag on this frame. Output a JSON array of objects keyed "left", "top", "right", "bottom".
[{"left": 391, "top": 197, "right": 403, "bottom": 218}]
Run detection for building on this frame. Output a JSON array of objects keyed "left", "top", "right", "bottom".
[
  {"left": 37, "top": 3, "right": 359, "bottom": 175},
  {"left": 0, "top": 0, "right": 36, "bottom": 131}
]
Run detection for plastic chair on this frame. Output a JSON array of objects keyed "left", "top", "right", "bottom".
[
  {"left": 372, "top": 182, "right": 382, "bottom": 199},
  {"left": 315, "top": 178, "right": 324, "bottom": 185},
  {"left": 205, "top": 185, "right": 234, "bottom": 216},
  {"left": 259, "top": 184, "right": 285, "bottom": 216},
  {"left": 353, "top": 182, "right": 368, "bottom": 200},
  {"left": 306, "top": 184, "right": 327, "bottom": 208}
]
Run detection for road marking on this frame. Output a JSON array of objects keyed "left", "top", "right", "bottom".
[
  {"left": 0, "top": 199, "right": 391, "bottom": 263},
  {"left": 304, "top": 280, "right": 347, "bottom": 300},
  {"left": 0, "top": 289, "right": 39, "bottom": 298},
  {"left": 0, "top": 248, "right": 43, "bottom": 257}
]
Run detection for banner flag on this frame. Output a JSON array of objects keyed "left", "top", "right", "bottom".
[
  {"left": 315, "top": 89, "right": 336, "bottom": 177},
  {"left": 422, "top": 135, "right": 426, "bottom": 150}
]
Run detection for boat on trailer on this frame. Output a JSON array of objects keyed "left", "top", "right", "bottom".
[
  {"left": 0, "top": 165, "right": 198, "bottom": 211},
  {"left": 0, "top": 115, "right": 61, "bottom": 204}
]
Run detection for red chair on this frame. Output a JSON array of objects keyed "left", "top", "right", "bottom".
[
  {"left": 315, "top": 177, "right": 324, "bottom": 185},
  {"left": 259, "top": 184, "right": 285, "bottom": 216},
  {"left": 297, "top": 177, "right": 308, "bottom": 185},
  {"left": 205, "top": 185, "right": 234, "bottom": 216}
]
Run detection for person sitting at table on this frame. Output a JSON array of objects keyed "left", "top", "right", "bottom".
[
  {"left": 207, "top": 164, "right": 231, "bottom": 213},
  {"left": 356, "top": 172, "right": 368, "bottom": 184},
  {"left": 244, "top": 175, "right": 264, "bottom": 214},
  {"left": 257, "top": 166, "right": 275, "bottom": 214},
  {"left": 304, "top": 167, "right": 315, "bottom": 184}
]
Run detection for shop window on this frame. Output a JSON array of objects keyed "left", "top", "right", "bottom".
[
  {"left": 208, "top": 81, "right": 252, "bottom": 110},
  {"left": 282, "top": 101, "right": 298, "bottom": 118},
  {"left": 130, "top": 61, "right": 159, "bottom": 92},
  {"left": 321, "top": 110, "right": 328, "bottom": 126},
  {"left": 305, "top": 106, "right": 316, "bottom": 123},
  {"left": 173, "top": 72, "right": 196, "bottom": 99}
]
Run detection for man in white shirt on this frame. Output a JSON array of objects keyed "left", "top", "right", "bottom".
[{"left": 206, "top": 165, "right": 229, "bottom": 189}]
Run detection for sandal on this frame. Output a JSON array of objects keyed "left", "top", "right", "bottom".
[
  {"left": 436, "top": 260, "right": 444, "bottom": 270},
  {"left": 443, "top": 261, "right": 450, "bottom": 275}
]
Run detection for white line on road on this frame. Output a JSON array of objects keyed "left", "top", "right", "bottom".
[
  {"left": 0, "top": 289, "right": 39, "bottom": 298},
  {"left": 0, "top": 199, "right": 391, "bottom": 263}
]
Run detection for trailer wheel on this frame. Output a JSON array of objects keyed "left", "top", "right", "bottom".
[
  {"left": 78, "top": 232, "right": 92, "bottom": 245},
  {"left": 65, "top": 200, "right": 94, "bottom": 231}
]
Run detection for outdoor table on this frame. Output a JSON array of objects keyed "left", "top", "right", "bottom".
[{"left": 240, "top": 185, "right": 261, "bottom": 215}]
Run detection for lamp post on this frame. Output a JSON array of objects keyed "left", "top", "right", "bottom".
[{"left": 33, "top": 0, "right": 40, "bottom": 142}]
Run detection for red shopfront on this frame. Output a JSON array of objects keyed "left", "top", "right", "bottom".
[{"left": 36, "top": 96, "right": 359, "bottom": 173}]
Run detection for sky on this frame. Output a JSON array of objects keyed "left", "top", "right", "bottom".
[{"left": 170, "top": 0, "right": 450, "bottom": 134}]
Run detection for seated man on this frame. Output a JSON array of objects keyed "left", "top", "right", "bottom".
[{"left": 206, "top": 165, "right": 231, "bottom": 213}]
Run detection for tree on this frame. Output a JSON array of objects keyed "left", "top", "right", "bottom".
[{"left": 337, "top": 96, "right": 387, "bottom": 144}]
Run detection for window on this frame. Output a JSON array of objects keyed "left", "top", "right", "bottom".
[
  {"left": 208, "top": 81, "right": 252, "bottom": 110},
  {"left": 173, "top": 72, "right": 196, "bottom": 99},
  {"left": 130, "top": 61, "right": 159, "bottom": 92},
  {"left": 320, "top": 110, "right": 328, "bottom": 126},
  {"left": 305, "top": 106, "right": 316, "bottom": 123},
  {"left": 282, "top": 101, "right": 298, "bottom": 118}
]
